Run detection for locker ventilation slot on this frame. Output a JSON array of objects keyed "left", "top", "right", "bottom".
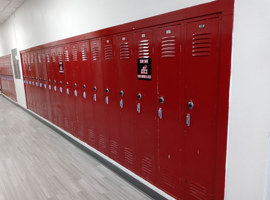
[
  {"left": 104, "top": 44, "right": 113, "bottom": 60},
  {"left": 189, "top": 181, "right": 208, "bottom": 200},
  {"left": 65, "top": 50, "right": 70, "bottom": 62},
  {"left": 138, "top": 39, "right": 150, "bottom": 58},
  {"left": 42, "top": 54, "right": 46, "bottom": 63},
  {"left": 192, "top": 33, "right": 212, "bottom": 57},
  {"left": 124, "top": 148, "right": 134, "bottom": 165},
  {"left": 141, "top": 156, "right": 153, "bottom": 176},
  {"left": 81, "top": 48, "right": 88, "bottom": 61},
  {"left": 46, "top": 54, "right": 50, "bottom": 63},
  {"left": 52, "top": 53, "right": 56, "bottom": 62},
  {"left": 110, "top": 140, "right": 119, "bottom": 156},
  {"left": 58, "top": 52, "right": 63, "bottom": 61},
  {"left": 160, "top": 168, "right": 177, "bottom": 189},
  {"left": 72, "top": 48, "right": 78, "bottom": 61},
  {"left": 92, "top": 47, "right": 99, "bottom": 61},
  {"left": 98, "top": 135, "right": 106, "bottom": 149},
  {"left": 161, "top": 36, "right": 176, "bottom": 58},
  {"left": 120, "top": 42, "right": 130, "bottom": 60}
]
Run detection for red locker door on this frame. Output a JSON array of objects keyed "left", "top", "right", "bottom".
[
  {"left": 154, "top": 25, "right": 185, "bottom": 198},
  {"left": 184, "top": 17, "right": 220, "bottom": 199},
  {"left": 33, "top": 51, "right": 40, "bottom": 115},
  {"left": 90, "top": 38, "right": 106, "bottom": 153},
  {"left": 45, "top": 49, "right": 53, "bottom": 122},
  {"left": 37, "top": 50, "right": 44, "bottom": 117},
  {"left": 50, "top": 48, "right": 58, "bottom": 125},
  {"left": 101, "top": 36, "right": 120, "bottom": 161},
  {"left": 30, "top": 52, "right": 36, "bottom": 113},
  {"left": 62, "top": 45, "right": 73, "bottom": 134},
  {"left": 78, "top": 41, "right": 92, "bottom": 143},
  {"left": 55, "top": 46, "right": 65, "bottom": 129},
  {"left": 134, "top": 30, "right": 158, "bottom": 183},
  {"left": 41, "top": 50, "right": 50, "bottom": 120},
  {"left": 114, "top": 33, "right": 137, "bottom": 171}
]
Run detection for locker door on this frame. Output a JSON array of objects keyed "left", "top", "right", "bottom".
[
  {"left": 50, "top": 48, "right": 58, "bottom": 125},
  {"left": 37, "top": 50, "right": 44, "bottom": 117},
  {"left": 55, "top": 46, "right": 65, "bottom": 129},
  {"left": 62, "top": 45, "right": 73, "bottom": 134},
  {"left": 34, "top": 51, "right": 40, "bottom": 115},
  {"left": 90, "top": 38, "right": 106, "bottom": 153},
  {"left": 184, "top": 17, "right": 220, "bottom": 199},
  {"left": 78, "top": 41, "right": 92, "bottom": 144},
  {"left": 41, "top": 50, "right": 50, "bottom": 120},
  {"left": 134, "top": 30, "right": 158, "bottom": 183},
  {"left": 45, "top": 49, "right": 53, "bottom": 122},
  {"left": 30, "top": 52, "right": 36, "bottom": 113},
  {"left": 101, "top": 36, "right": 120, "bottom": 161},
  {"left": 154, "top": 25, "right": 185, "bottom": 198},
  {"left": 114, "top": 33, "right": 137, "bottom": 171}
]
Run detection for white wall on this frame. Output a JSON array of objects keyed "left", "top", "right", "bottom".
[
  {"left": 0, "top": 0, "right": 214, "bottom": 108},
  {"left": 225, "top": 0, "right": 270, "bottom": 200}
]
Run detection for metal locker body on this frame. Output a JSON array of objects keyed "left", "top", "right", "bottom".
[
  {"left": 101, "top": 36, "right": 120, "bottom": 161},
  {"left": 134, "top": 30, "right": 158, "bottom": 183},
  {"left": 37, "top": 50, "right": 44, "bottom": 118},
  {"left": 114, "top": 33, "right": 137, "bottom": 171},
  {"left": 41, "top": 50, "right": 50, "bottom": 121},
  {"left": 45, "top": 49, "right": 53, "bottom": 122},
  {"left": 184, "top": 17, "right": 220, "bottom": 199},
  {"left": 90, "top": 38, "right": 106, "bottom": 153},
  {"left": 154, "top": 25, "right": 185, "bottom": 198}
]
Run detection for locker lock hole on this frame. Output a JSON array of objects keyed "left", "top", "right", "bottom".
[
  {"left": 188, "top": 101, "right": 194, "bottom": 110},
  {"left": 105, "top": 88, "right": 109, "bottom": 94},
  {"left": 59, "top": 81, "right": 62, "bottom": 85},
  {"left": 49, "top": 80, "right": 51, "bottom": 83},
  {"left": 66, "top": 82, "right": 69, "bottom": 86},
  {"left": 93, "top": 86, "right": 97, "bottom": 91},
  {"left": 83, "top": 84, "right": 86, "bottom": 89},
  {"left": 53, "top": 80, "right": 56, "bottom": 83},
  {"left": 159, "top": 96, "right": 164, "bottom": 104},
  {"left": 137, "top": 93, "right": 142, "bottom": 100},
  {"left": 74, "top": 83, "right": 77, "bottom": 87},
  {"left": 120, "top": 90, "right": 124, "bottom": 97}
]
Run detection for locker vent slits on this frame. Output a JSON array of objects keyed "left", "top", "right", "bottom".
[
  {"left": 192, "top": 33, "right": 212, "bottom": 57},
  {"left": 52, "top": 53, "right": 56, "bottom": 62},
  {"left": 120, "top": 42, "right": 130, "bottom": 60},
  {"left": 65, "top": 50, "right": 70, "bottom": 61},
  {"left": 72, "top": 48, "right": 78, "bottom": 61},
  {"left": 81, "top": 48, "right": 88, "bottom": 61},
  {"left": 88, "top": 129, "right": 95, "bottom": 144},
  {"left": 46, "top": 54, "right": 50, "bottom": 63},
  {"left": 110, "top": 140, "right": 119, "bottom": 156},
  {"left": 138, "top": 39, "right": 150, "bottom": 58},
  {"left": 189, "top": 181, "right": 208, "bottom": 200},
  {"left": 92, "top": 47, "right": 99, "bottom": 61},
  {"left": 141, "top": 156, "right": 153, "bottom": 176},
  {"left": 161, "top": 36, "right": 176, "bottom": 58},
  {"left": 124, "top": 148, "right": 134, "bottom": 165},
  {"left": 104, "top": 44, "right": 113, "bottom": 60},
  {"left": 42, "top": 54, "right": 46, "bottom": 63},
  {"left": 98, "top": 135, "right": 106, "bottom": 149},
  {"left": 160, "top": 168, "right": 177, "bottom": 189}
]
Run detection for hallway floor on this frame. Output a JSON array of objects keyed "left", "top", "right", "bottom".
[{"left": 0, "top": 96, "right": 152, "bottom": 200}]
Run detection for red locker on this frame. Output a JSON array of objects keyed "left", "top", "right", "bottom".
[
  {"left": 134, "top": 30, "right": 158, "bottom": 183},
  {"left": 184, "top": 17, "right": 220, "bottom": 199},
  {"left": 41, "top": 50, "right": 50, "bottom": 120},
  {"left": 78, "top": 41, "right": 91, "bottom": 143},
  {"left": 101, "top": 36, "right": 120, "bottom": 161},
  {"left": 45, "top": 49, "right": 53, "bottom": 122},
  {"left": 154, "top": 25, "right": 185, "bottom": 198},
  {"left": 114, "top": 33, "right": 137, "bottom": 171},
  {"left": 90, "top": 38, "right": 106, "bottom": 153}
]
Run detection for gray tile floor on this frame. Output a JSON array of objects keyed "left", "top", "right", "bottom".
[{"left": 0, "top": 96, "right": 152, "bottom": 200}]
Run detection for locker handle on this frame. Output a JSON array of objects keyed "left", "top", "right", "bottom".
[
  {"left": 159, "top": 96, "right": 164, "bottom": 104},
  {"left": 186, "top": 113, "right": 191, "bottom": 127},
  {"left": 120, "top": 90, "right": 124, "bottom": 97},
  {"left": 158, "top": 108, "right": 162, "bottom": 119}
]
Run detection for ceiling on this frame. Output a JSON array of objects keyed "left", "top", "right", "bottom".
[{"left": 0, "top": 0, "right": 25, "bottom": 24}]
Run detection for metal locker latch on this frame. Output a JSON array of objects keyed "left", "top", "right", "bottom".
[
  {"left": 66, "top": 88, "right": 69, "bottom": 94},
  {"left": 137, "top": 103, "right": 141, "bottom": 113},
  {"left": 29, "top": 81, "right": 31, "bottom": 84},
  {"left": 32, "top": 82, "right": 34, "bottom": 86},
  {"left": 54, "top": 86, "right": 57, "bottom": 91},
  {"left": 93, "top": 94, "right": 97, "bottom": 102},
  {"left": 49, "top": 85, "right": 51, "bottom": 90},
  {"left": 60, "top": 87, "right": 62, "bottom": 93},
  {"left": 44, "top": 84, "right": 46, "bottom": 89},
  {"left": 36, "top": 82, "right": 38, "bottom": 87},
  {"left": 83, "top": 91, "right": 86, "bottom": 99},
  {"left": 186, "top": 113, "right": 191, "bottom": 127},
  {"left": 105, "top": 96, "right": 109, "bottom": 104},
  {"left": 40, "top": 83, "right": 42, "bottom": 87},
  {"left": 120, "top": 99, "right": 123, "bottom": 109},
  {"left": 158, "top": 108, "right": 162, "bottom": 119},
  {"left": 74, "top": 90, "right": 77, "bottom": 96}
]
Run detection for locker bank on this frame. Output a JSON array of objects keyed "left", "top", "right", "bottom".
[{"left": 0, "top": 0, "right": 269, "bottom": 200}]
